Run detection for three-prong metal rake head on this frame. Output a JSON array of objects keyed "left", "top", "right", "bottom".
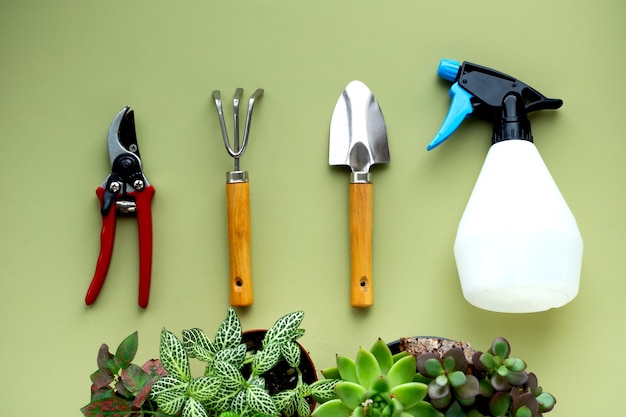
[{"left": 212, "top": 88, "right": 264, "bottom": 173}]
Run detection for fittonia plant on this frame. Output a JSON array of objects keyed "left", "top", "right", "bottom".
[{"left": 150, "top": 308, "right": 334, "bottom": 417}]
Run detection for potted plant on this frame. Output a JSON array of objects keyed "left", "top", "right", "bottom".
[
  {"left": 81, "top": 308, "right": 336, "bottom": 417},
  {"left": 311, "top": 336, "right": 556, "bottom": 417}
]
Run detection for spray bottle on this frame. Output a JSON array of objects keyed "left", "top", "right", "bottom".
[{"left": 428, "top": 59, "right": 583, "bottom": 313}]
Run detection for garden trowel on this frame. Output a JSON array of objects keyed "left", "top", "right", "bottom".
[{"left": 329, "top": 80, "right": 390, "bottom": 308}]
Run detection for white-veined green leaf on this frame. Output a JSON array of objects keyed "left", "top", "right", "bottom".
[
  {"left": 246, "top": 385, "right": 278, "bottom": 416},
  {"left": 160, "top": 328, "right": 191, "bottom": 382},
  {"left": 150, "top": 375, "right": 188, "bottom": 415},
  {"left": 297, "top": 396, "right": 311, "bottom": 417},
  {"left": 215, "top": 343, "right": 247, "bottom": 367},
  {"left": 249, "top": 375, "right": 265, "bottom": 389},
  {"left": 214, "top": 308, "right": 242, "bottom": 350},
  {"left": 183, "top": 328, "right": 216, "bottom": 361},
  {"left": 213, "top": 360, "right": 245, "bottom": 390},
  {"left": 252, "top": 342, "right": 281, "bottom": 375},
  {"left": 231, "top": 388, "right": 246, "bottom": 413},
  {"left": 204, "top": 387, "right": 234, "bottom": 412},
  {"left": 188, "top": 376, "right": 220, "bottom": 402},
  {"left": 263, "top": 311, "right": 304, "bottom": 347},
  {"left": 310, "top": 379, "right": 339, "bottom": 403},
  {"left": 281, "top": 341, "right": 302, "bottom": 368},
  {"left": 273, "top": 390, "right": 296, "bottom": 412},
  {"left": 182, "top": 397, "right": 209, "bottom": 417}
]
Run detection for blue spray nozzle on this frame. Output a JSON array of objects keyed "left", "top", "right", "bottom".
[
  {"left": 428, "top": 59, "right": 563, "bottom": 151},
  {"left": 437, "top": 59, "right": 461, "bottom": 82}
]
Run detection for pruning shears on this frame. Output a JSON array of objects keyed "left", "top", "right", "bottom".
[{"left": 85, "top": 106, "right": 155, "bottom": 308}]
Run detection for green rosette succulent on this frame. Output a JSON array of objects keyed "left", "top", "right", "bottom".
[{"left": 311, "top": 338, "right": 441, "bottom": 417}]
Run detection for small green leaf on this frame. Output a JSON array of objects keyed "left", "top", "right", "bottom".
[
  {"left": 453, "top": 375, "right": 479, "bottom": 400},
  {"left": 214, "top": 308, "right": 242, "bottom": 350},
  {"left": 321, "top": 367, "right": 340, "bottom": 380},
  {"left": 356, "top": 347, "right": 382, "bottom": 389},
  {"left": 370, "top": 338, "right": 394, "bottom": 375},
  {"left": 423, "top": 359, "right": 443, "bottom": 378},
  {"left": 114, "top": 331, "right": 138, "bottom": 370},
  {"left": 336, "top": 355, "right": 358, "bottom": 383},
  {"left": 504, "top": 357, "right": 526, "bottom": 372},
  {"left": 297, "top": 396, "right": 311, "bottom": 417},
  {"left": 311, "top": 379, "right": 339, "bottom": 403},
  {"left": 213, "top": 360, "right": 245, "bottom": 390},
  {"left": 371, "top": 375, "right": 391, "bottom": 393},
  {"left": 488, "top": 391, "right": 511, "bottom": 417},
  {"left": 536, "top": 392, "right": 556, "bottom": 412},
  {"left": 335, "top": 381, "right": 368, "bottom": 409},
  {"left": 491, "top": 338, "right": 510, "bottom": 359},
  {"left": 403, "top": 401, "right": 443, "bottom": 417},
  {"left": 247, "top": 385, "right": 279, "bottom": 416},
  {"left": 387, "top": 355, "right": 417, "bottom": 387},
  {"left": 312, "top": 399, "right": 352, "bottom": 417},
  {"left": 215, "top": 343, "right": 247, "bottom": 368},
  {"left": 514, "top": 405, "right": 532, "bottom": 417},
  {"left": 159, "top": 328, "right": 191, "bottom": 382},
  {"left": 182, "top": 397, "right": 209, "bottom": 417},
  {"left": 282, "top": 340, "right": 302, "bottom": 368},
  {"left": 479, "top": 353, "right": 496, "bottom": 370},
  {"left": 151, "top": 375, "right": 188, "bottom": 415},
  {"left": 447, "top": 371, "right": 466, "bottom": 388},
  {"left": 183, "top": 328, "right": 216, "bottom": 361},
  {"left": 263, "top": 311, "right": 305, "bottom": 347},
  {"left": 252, "top": 341, "right": 281, "bottom": 375},
  {"left": 390, "top": 382, "right": 428, "bottom": 408},
  {"left": 188, "top": 376, "right": 220, "bottom": 402}
]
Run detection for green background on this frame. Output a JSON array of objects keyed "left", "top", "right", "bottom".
[{"left": 1, "top": 1, "right": 624, "bottom": 415}]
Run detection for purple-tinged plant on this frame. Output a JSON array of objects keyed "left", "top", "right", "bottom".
[{"left": 80, "top": 331, "right": 168, "bottom": 417}]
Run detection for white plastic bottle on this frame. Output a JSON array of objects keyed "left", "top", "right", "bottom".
[
  {"left": 428, "top": 59, "right": 583, "bottom": 312},
  {"left": 454, "top": 140, "right": 583, "bottom": 312}
]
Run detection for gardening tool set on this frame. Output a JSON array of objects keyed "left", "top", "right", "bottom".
[{"left": 86, "top": 59, "right": 579, "bottom": 312}]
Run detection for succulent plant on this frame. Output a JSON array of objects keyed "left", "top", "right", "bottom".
[
  {"left": 311, "top": 338, "right": 441, "bottom": 417},
  {"left": 81, "top": 331, "right": 168, "bottom": 417},
  {"left": 400, "top": 336, "right": 556, "bottom": 417}
]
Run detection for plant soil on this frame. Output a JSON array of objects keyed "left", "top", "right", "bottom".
[{"left": 241, "top": 330, "right": 317, "bottom": 411}]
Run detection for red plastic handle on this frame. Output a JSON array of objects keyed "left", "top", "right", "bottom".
[
  {"left": 133, "top": 185, "right": 155, "bottom": 308},
  {"left": 86, "top": 186, "right": 117, "bottom": 305}
]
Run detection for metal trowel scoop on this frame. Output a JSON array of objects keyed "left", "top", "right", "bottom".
[{"left": 329, "top": 80, "right": 390, "bottom": 308}]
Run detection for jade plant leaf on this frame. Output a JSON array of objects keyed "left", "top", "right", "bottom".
[{"left": 160, "top": 328, "right": 191, "bottom": 382}]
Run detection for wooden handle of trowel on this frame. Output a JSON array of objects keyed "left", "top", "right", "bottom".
[
  {"left": 349, "top": 182, "right": 373, "bottom": 308},
  {"left": 226, "top": 181, "right": 254, "bottom": 306}
]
